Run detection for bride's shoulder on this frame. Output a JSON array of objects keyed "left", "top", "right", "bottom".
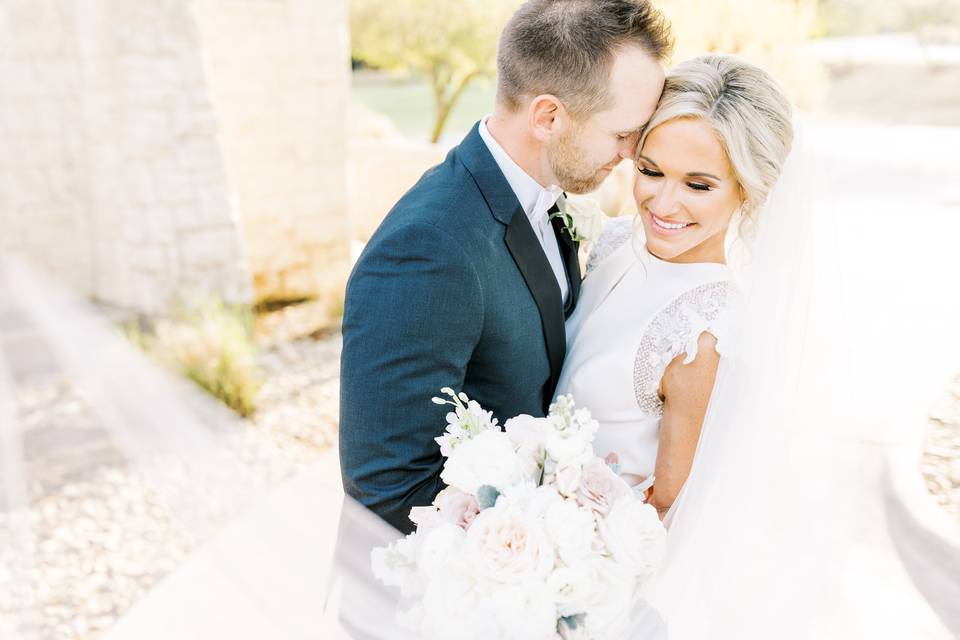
[
  {"left": 675, "top": 278, "right": 741, "bottom": 320},
  {"left": 585, "top": 215, "right": 635, "bottom": 274},
  {"left": 649, "top": 278, "right": 742, "bottom": 363}
]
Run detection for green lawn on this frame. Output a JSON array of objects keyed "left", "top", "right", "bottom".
[{"left": 350, "top": 71, "right": 497, "bottom": 142}]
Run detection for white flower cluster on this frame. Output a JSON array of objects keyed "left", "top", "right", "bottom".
[
  {"left": 555, "top": 197, "right": 606, "bottom": 245},
  {"left": 372, "top": 391, "right": 667, "bottom": 640}
]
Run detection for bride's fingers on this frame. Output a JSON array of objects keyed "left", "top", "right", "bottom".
[{"left": 604, "top": 452, "right": 620, "bottom": 465}]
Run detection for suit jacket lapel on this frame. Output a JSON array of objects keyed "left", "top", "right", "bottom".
[
  {"left": 504, "top": 211, "right": 566, "bottom": 410},
  {"left": 458, "top": 122, "right": 569, "bottom": 410}
]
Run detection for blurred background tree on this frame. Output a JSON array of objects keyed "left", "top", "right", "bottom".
[
  {"left": 656, "top": 0, "right": 826, "bottom": 107},
  {"left": 347, "top": 0, "right": 960, "bottom": 142},
  {"left": 350, "top": 0, "right": 521, "bottom": 142},
  {"left": 817, "top": 0, "right": 960, "bottom": 39}
]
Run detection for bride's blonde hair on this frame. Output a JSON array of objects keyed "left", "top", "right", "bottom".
[{"left": 638, "top": 54, "right": 794, "bottom": 243}]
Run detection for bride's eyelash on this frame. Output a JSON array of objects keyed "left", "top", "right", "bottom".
[{"left": 639, "top": 167, "right": 712, "bottom": 191}]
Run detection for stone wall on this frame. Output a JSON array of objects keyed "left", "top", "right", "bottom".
[
  {"left": 0, "top": 0, "right": 251, "bottom": 314},
  {"left": 193, "top": 0, "right": 351, "bottom": 306},
  {"left": 0, "top": 0, "right": 351, "bottom": 315}
]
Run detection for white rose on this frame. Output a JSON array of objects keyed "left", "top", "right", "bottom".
[
  {"left": 441, "top": 429, "right": 527, "bottom": 494},
  {"left": 580, "top": 555, "right": 637, "bottom": 639},
  {"left": 409, "top": 505, "right": 444, "bottom": 534},
  {"left": 517, "top": 442, "right": 546, "bottom": 484},
  {"left": 371, "top": 534, "right": 420, "bottom": 595},
  {"left": 598, "top": 496, "right": 666, "bottom": 584},
  {"left": 417, "top": 522, "right": 467, "bottom": 579},
  {"left": 547, "top": 564, "right": 594, "bottom": 618},
  {"left": 563, "top": 197, "right": 606, "bottom": 244},
  {"left": 504, "top": 414, "right": 551, "bottom": 449},
  {"left": 545, "top": 429, "right": 592, "bottom": 465},
  {"left": 465, "top": 502, "right": 555, "bottom": 583},
  {"left": 526, "top": 483, "right": 564, "bottom": 515},
  {"left": 505, "top": 415, "right": 551, "bottom": 483},
  {"left": 543, "top": 498, "right": 596, "bottom": 566},
  {"left": 419, "top": 573, "right": 497, "bottom": 640},
  {"left": 491, "top": 581, "right": 559, "bottom": 640}
]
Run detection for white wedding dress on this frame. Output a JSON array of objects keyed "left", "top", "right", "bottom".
[
  {"left": 554, "top": 203, "right": 824, "bottom": 639},
  {"left": 555, "top": 216, "right": 739, "bottom": 486}
]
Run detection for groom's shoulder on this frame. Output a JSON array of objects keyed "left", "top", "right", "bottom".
[{"left": 385, "top": 144, "right": 486, "bottom": 232}]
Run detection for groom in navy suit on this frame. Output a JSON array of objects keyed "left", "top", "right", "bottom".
[{"left": 340, "top": 0, "right": 671, "bottom": 533}]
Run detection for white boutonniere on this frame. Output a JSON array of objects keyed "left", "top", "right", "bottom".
[{"left": 551, "top": 196, "right": 606, "bottom": 245}]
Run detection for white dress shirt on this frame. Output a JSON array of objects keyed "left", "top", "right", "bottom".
[{"left": 478, "top": 118, "right": 570, "bottom": 303}]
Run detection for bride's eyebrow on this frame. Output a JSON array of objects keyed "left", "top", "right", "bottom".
[{"left": 688, "top": 171, "right": 721, "bottom": 181}]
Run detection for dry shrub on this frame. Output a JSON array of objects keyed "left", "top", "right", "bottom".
[{"left": 128, "top": 300, "right": 261, "bottom": 417}]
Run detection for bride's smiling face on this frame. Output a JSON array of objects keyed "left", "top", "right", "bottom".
[{"left": 634, "top": 117, "right": 743, "bottom": 264}]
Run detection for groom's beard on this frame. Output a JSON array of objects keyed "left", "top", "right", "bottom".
[{"left": 548, "top": 129, "right": 612, "bottom": 194}]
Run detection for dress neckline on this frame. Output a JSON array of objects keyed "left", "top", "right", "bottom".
[{"left": 641, "top": 245, "right": 734, "bottom": 279}]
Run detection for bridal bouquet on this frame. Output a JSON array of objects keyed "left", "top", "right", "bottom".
[{"left": 371, "top": 389, "right": 667, "bottom": 640}]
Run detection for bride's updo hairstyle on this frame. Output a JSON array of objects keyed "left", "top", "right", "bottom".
[{"left": 638, "top": 55, "right": 794, "bottom": 241}]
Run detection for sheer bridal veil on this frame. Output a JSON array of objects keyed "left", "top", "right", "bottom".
[{"left": 648, "top": 117, "right": 853, "bottom": 638}]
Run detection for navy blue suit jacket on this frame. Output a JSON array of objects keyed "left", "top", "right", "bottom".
[{"left": 339, "top": 123, "right": 581, "bottom": 533}]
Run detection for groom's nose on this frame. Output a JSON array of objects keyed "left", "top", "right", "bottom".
[{"left": 618, "top": 133, "right": 641, "bottom": 160}]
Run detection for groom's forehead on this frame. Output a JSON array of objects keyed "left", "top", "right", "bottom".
[
  {"left": 593, "top": 86, "right": 662, "bottom": 132},
  {"left": 602, "top": 50, "right": 665, "bottom": 116}
]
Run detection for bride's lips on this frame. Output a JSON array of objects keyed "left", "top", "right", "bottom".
[{"left": 647, "top": 210, "right": 696, "bottom": 236}]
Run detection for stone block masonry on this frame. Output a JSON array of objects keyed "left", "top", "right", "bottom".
[{"left": 0, "top": 0, "right": 351, "bottom": 317}]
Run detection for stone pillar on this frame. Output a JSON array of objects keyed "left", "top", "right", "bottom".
[
  {"left": 192, "top": 0, "right": 352, "bottom": 314},
  {"left": 0, "top": 0, "right": 252, "bottom": 315}
]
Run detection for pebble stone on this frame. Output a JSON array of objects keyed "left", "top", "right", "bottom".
[
  {"left": 921, "top": 375, "right": 960, "bottom": 522},
  {"left": 0, "top": 326, "right": 341, "bottom": 640}
]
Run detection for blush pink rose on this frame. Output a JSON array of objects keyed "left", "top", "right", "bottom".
[
  {"left": 434, "top": 486, "right": 481, "bottom": 530},
  {"left": 576, "top": 458, "right": 631, "bottom": 516}
]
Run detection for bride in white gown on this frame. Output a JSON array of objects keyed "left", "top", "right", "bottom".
[
  {"left": 558, "top": 53, "right": 792, "bottom": 521},
  {"left": 556, "top": 55, "right": 835, "bottom": 638}
]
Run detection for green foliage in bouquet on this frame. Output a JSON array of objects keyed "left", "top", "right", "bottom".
[{"left": 127, "top": 299, "right": 261, "bottom": 417}]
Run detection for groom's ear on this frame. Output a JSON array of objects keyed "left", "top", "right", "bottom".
[{"left": 528, "top": 94, "right": 566, "bottom": 142}]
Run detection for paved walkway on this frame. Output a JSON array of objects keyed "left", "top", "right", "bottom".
[{"left": 0, "top": 265, "right": 343, "bottom": 639}]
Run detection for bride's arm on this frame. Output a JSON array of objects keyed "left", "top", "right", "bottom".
[{"left": 649, "top": 331, "right": 721, "bottom": 517}]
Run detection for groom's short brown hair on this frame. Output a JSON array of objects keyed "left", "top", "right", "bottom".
[{"left": 497, "top": 0, "right": 673, "bottom": 117}]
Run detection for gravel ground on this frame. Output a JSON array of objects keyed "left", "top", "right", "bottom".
[
  {"left": 0, "top": 323, "right": 342, "bottom": 640},
  {"left": 922, "top": 375, "right": 960, "bottom": 522}
]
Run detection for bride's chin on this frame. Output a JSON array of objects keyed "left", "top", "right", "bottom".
[{"left": 644, "top": 238, "right": 679, "bottom": 260}]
